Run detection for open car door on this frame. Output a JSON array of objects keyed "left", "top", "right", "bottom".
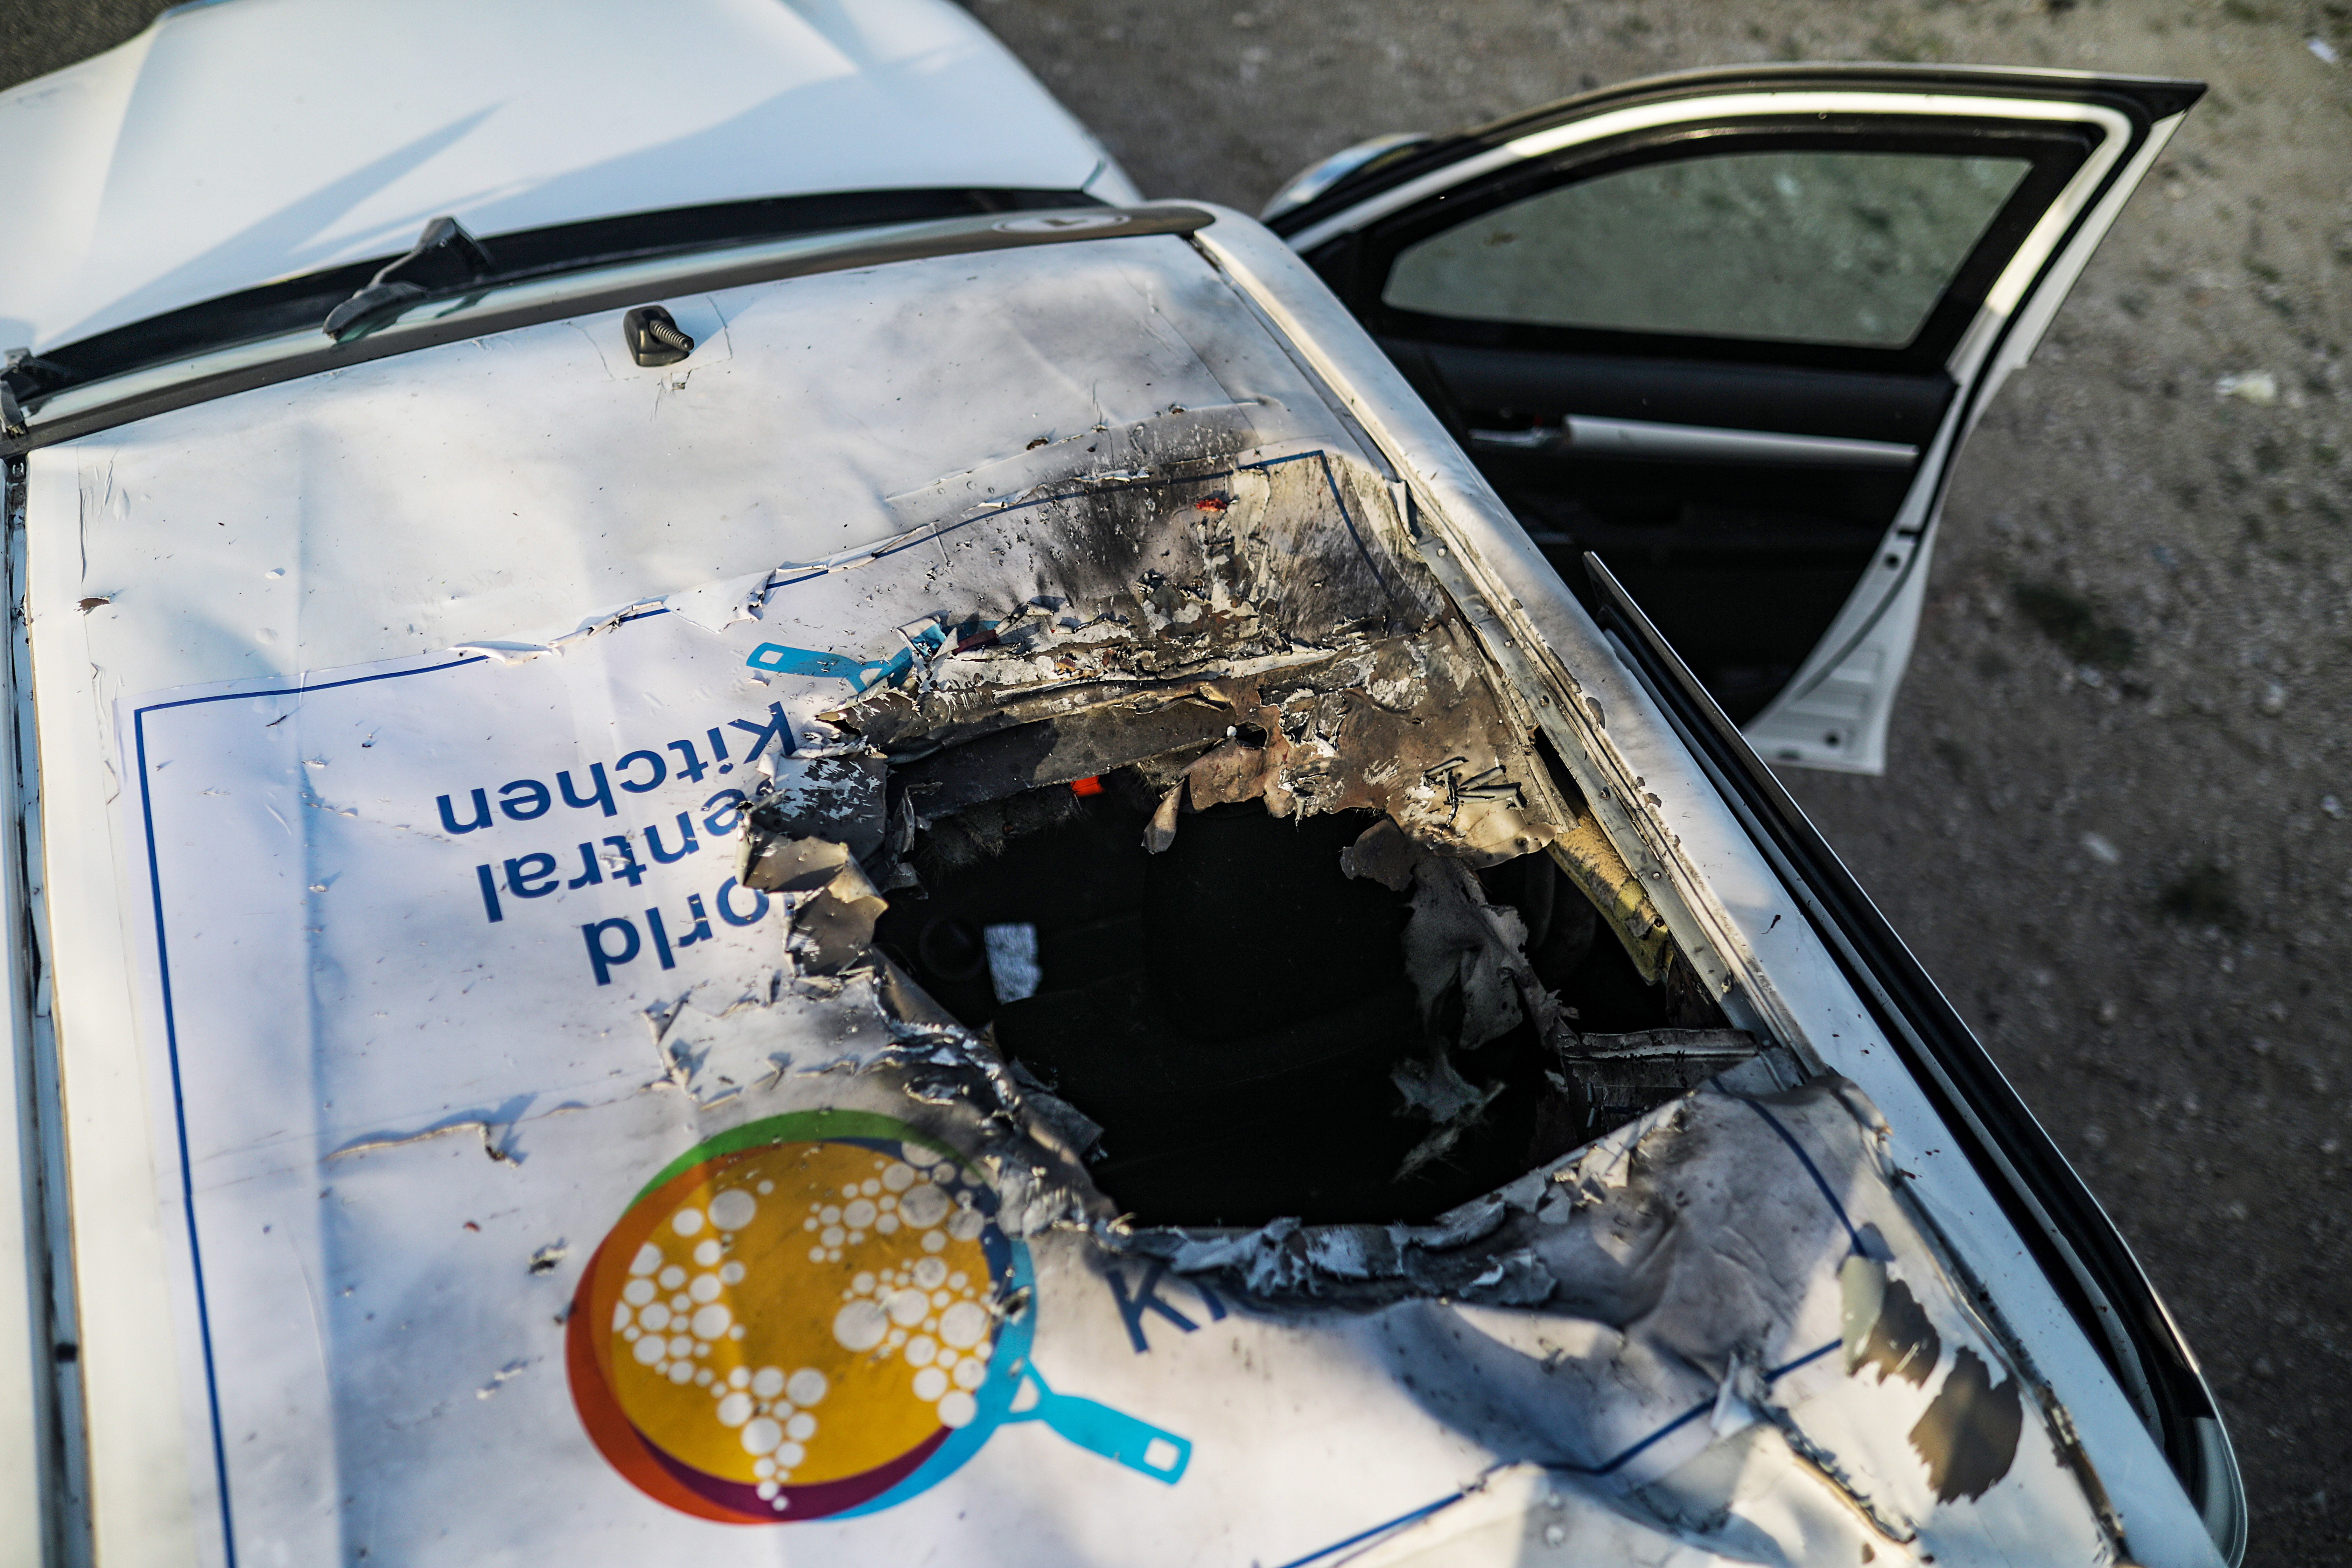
[{"left": 1268, "top": 65, "right": 2199, "bottom": 771}]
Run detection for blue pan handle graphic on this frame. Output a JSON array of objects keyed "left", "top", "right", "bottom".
[{"left": 1004, "top": 1365, "right": 1192, "bottom": 1484}]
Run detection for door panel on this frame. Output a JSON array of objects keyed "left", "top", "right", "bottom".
[
  {"left": 1277, "top": 65, "right": 2201, "bottom": 769},
  {"left": 1406, "top": 344, "right": 1952, "bottom": 442}
]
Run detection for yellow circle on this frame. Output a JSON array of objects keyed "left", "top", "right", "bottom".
[{"left": 602, "top": 1142, "right": 996, "bottom": 1486}]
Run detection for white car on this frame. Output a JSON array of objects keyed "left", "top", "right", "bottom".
[{"left": 0, "top": 4, "right": 2239, "bottom": 1566}]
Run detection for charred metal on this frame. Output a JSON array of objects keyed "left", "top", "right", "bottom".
[
  {"left": 712, "top": 438, "right": 2086, "bottom": 1551},
  {"left": 735, "top": 449, "right": 1768, "bottom": 1229}
]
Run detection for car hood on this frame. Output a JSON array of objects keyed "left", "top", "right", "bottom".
[{"left": 0, "top": 0, "right": 1138, "bottom": 352}]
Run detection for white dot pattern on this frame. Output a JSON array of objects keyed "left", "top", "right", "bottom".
[
  {"left": 818, "top": 1158, "right": 998, "bottom": 1446},
  {"left": 604, "top": 1150, "right": 1000, "bottom": 1510}
]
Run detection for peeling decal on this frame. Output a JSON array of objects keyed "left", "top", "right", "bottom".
[
  {"left": 746, "top": 622, "right": 954, "bottom": 693},
  {"left": 1909, "top": 1347, "right": 2024, "bottom": 1504},
  {"left": 745, "top": 644, "right": 897, "bottom": 685},
  {"left": 1841, "top": 1256, "right": 1943, "bottom": 1388}
]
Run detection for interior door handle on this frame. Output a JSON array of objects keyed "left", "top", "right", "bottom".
[{"left": 1467, "top": 416, "right": 1918, "bottom": 468}]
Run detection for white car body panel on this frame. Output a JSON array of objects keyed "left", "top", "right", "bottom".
[
  {"left": 10, "top": 211, "right": 2220, "bottom": 1567},
  {"left": 0, "top": 0, "right": 1138, "bottom": 352}
]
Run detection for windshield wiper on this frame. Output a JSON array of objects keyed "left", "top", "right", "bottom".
[
  {"left": 321, "top": 216, "right": 496, "bottom": 339},
  {"left": 3, "top": 191, "right": 1167, "bottom": 457}
]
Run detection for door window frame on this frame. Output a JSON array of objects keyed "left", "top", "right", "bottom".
[{"left": 1329, "top": 117, "right": 2097, "bottom": 376}]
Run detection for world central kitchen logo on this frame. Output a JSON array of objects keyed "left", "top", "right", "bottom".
[
  {"left": 568, "top": 1112, "right": 1192, "bottom": 1524},
  {"left": 430, "top": 623, "right": 968, "bottom": 986}
]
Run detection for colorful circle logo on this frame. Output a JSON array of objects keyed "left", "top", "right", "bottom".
[
  {"left": 569, "top": 1109, "right": 1193, "bottom": 1524},
  {"left": 567, "top": 1110, "right": 1026, "bottom": 1522}
]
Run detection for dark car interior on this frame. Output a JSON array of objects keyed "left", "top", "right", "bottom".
[
  {"left": 875, "top": 773, "right": 1722, "bottom": 1227},
  {"left": 1288, "top": 120, "right": 2094, "bottom": 721}
]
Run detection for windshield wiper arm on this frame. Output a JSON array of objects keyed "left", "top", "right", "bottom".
[{"left": 321, "top": 216, "right": 496, "bottom": 340}]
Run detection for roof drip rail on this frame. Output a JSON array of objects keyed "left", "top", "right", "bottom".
[{"left": 321, "top": 216, "right": 496, "bottom": 340}]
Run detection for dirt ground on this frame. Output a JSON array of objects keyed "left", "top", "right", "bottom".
[{"left": 5, "top": 0, "right": 2348, "bottom": 1561}]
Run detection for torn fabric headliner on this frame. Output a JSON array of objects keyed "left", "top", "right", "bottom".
[{"left": 15, "top": 220, "right": 2223, "bottom": 1567}]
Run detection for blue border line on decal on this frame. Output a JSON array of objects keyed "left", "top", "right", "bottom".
[
  {"left": 1269, "top": 1104, "right": 1862, "bottom": 1568},
  {"left": 1240, "top": 450, "right": 1398, "bottom": 606},
  {"left": 1740, "top": 1095, "right": 1868, "bottom": 1255},
  {"left": 132, "top": 447, "right": 1385, "bottom": 1562},
  {"left": 133, "top": 653, "right": 487, "bottom": 1568},
  {"left": 773, "top": 449, "right": 1380, "bottom": 600}
]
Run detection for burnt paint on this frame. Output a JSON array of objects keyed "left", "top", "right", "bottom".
[
  {"left": 1853, "top": 1277, "right": 1941, "bottom": 1388},
  {"left": 1908, "top": 1345, "right": 2023, "bottom": 1504}
]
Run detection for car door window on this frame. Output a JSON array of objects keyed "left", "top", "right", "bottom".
[
  {"left": 1383, "top": 149, "right": 2032, "bottom": 349},
  {"left": 1293, "top": 130, "right": 2089, "bottom": 731},
  {"left": 1282, "top": 70, "right": 2195, "bottom": 767}
]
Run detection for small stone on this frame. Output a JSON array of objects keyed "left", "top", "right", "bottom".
[
  {"left": 2322, "top": 795, "right": 2342, "bottom": 819},
  {"left": 2217, "top": 371, "right": 2279, "bottom": 406},
  {"left": 2081, "top": 832, "right": 2122, "bottom": 865},
  {"left": 2258, "top": 681, "right": 2287, "bottom": 715}
]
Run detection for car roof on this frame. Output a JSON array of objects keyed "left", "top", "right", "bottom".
[
  {"left": 0, "top": 0, "right": 1138, "bottom": 353},
  {"left": 46, "top": 231, "right": 1344, "bottom": 672}
]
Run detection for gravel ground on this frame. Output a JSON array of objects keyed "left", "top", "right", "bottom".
[{"left": 7, "top": 1, "right": 2349, "bottom": 1561}]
